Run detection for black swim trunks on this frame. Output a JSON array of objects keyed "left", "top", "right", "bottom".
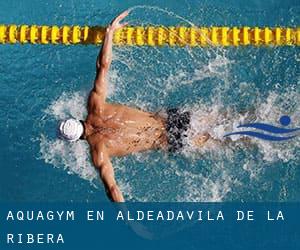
[{"left": 166, "top": 108, "right": 191, "bottom": 153}]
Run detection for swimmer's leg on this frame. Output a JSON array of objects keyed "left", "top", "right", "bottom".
[
  {"left": 189, "top": 107, "right": 260, "bottom": 149},
  {"left": 192, "top": 133, "right": 254, "bottom": 148},
  {"left": 190, "top": 115, "right": 216, "bottom": 147},
  {"left": 192, "top": 132, "right": 211, "bottom": 147}
]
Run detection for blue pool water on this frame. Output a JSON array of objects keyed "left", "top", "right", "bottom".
[{"left": 0, "top": 0, "right": 299, "bottom": 202}]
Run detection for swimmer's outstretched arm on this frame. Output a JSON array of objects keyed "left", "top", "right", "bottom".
[
  {"left": 93, "top": 11, "right": 129, "bottom": 101},
  {"left": 92, "top": 143, "right": 124, "bottom": 202}
]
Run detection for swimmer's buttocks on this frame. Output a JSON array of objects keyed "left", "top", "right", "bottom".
[{"left": 166, "top": 108, "right": 191, "bottom": 153}]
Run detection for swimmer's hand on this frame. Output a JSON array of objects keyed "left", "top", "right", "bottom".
[{"left": 107, "top": 10, "right": 129, "bottom": 33}]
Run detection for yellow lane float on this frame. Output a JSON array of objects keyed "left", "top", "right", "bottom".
[{"left": 0, "top": 25, "right": 299, "bottom": 46}]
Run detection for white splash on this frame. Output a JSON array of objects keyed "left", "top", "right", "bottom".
[
  {"left": 182, "top": 90, "right": 300, "bottom": 162},
  {"left": 45, "top": 92, "right": 87, "bottom": 120},
  {"left": 39, "top": 134, "right": 97, "bottom": 183},
  {"left": 39, "top": 92, "right": 98, "bottom": 185}
]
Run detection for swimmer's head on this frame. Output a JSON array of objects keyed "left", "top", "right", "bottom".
[{"left": 57, "top": 118, "right": 84, "bottom": 142}]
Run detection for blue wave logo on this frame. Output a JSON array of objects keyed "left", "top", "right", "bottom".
[{"left": 224, "top": 116, "right": 300, "bottom": 141}]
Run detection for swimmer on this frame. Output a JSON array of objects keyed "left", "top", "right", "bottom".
[{"left": 58, "top": 11, "right": 210, "bottom": 202}]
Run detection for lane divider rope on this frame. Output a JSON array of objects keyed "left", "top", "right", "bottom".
[{"left": 0, "top": 25, "right": 299, "bottom": 46}]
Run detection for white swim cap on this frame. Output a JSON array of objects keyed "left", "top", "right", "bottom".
[{"left": 58, "top": 118, "right": 84, "bottom": 142}]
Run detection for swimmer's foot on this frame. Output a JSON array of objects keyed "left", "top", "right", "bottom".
[{"left": 193, "top": 133, "right": 210, "bottom": 147}]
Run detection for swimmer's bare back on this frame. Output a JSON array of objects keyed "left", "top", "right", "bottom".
[
  {"left": 86, "top": 102, "right": 168, "bottom": 156},
  {"left": 81, "top": 11, "right": 168, "bottom": 202}
]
